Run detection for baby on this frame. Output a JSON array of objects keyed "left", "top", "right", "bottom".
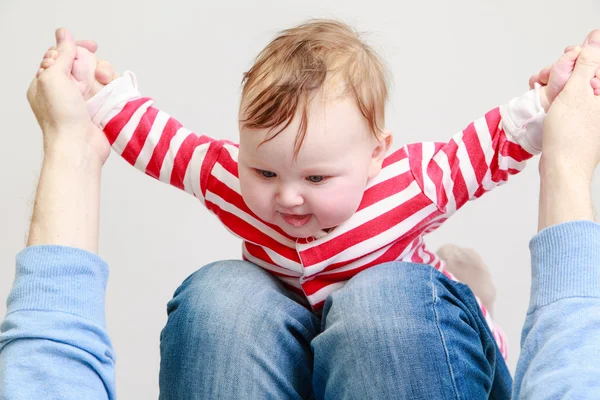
[{"left": 38, "top": 20, "right": 600, "bottom": 360}]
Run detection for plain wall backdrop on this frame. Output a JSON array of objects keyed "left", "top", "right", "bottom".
[{"left": 1, "top": 0, "right": 600, "bottom": 397}]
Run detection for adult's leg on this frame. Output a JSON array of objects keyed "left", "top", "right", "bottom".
[
  {"left": 312, "top": 262, "right": 511, "bottom": 400},
  {"left": 159, "top": 260, "right": 320, "bottom": 399}
]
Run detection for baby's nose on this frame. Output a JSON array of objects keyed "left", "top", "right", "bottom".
[{"left": 276, "top": 185, "right": 304, "bottom": 207}]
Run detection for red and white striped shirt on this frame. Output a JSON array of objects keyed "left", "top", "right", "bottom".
[{"left": 89, "top": 72, "right": 545, "bottom": 360}]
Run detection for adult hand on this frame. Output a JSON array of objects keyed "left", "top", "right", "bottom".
[
  {"left": 538, "top": 29, "right": 600, "bottom": 230},
  {"left": 542, "top": 30, "right": 600, "bottom": 178},
  {"left": 26, "top": 28, "right": 110, "bottom": 166}
]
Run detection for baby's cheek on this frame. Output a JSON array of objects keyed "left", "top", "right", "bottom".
[
  {"left": 240, "top": 180, "right": 272, "bottom": 217},
  {"left": 314, "top": 186, "right": 362, "bottom": 225}
]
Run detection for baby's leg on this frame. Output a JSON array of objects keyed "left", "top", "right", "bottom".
[
  {"left": 436, "top": 244, "right": 496, "bottom": 316},
  {"left": 38, "top": 44, "right": 116, "bottom": 100}
]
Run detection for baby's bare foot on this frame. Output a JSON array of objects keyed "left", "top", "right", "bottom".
[{"left": 437, "top": 244, "right": 497, "bottom": 316}]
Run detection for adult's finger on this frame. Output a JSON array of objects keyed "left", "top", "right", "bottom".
[
  {"left": 76, "top": 40, "right": 98, "bottom": 53},
  {"left": 52, "top": 28, "right": 77, "bottom": 74},
  {"left": 566, "top": 29, "right": 600, "bottom": 92}
]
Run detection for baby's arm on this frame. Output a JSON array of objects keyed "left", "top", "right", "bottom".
[
  {"left": 87, "top": 73, "right": 228, "bottom": 198},
  {"left": 405, "top": 48, "right": 598, "bottom": 217},
  {"left": 40, "top": 46, "right": 235, "bottom": 203}
]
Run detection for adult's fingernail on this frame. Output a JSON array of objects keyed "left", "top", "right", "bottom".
[
  {"left": 585, "top": 30, "right": 600, "bottom": 47},
  {"left": 56, "top": 28, "right": 65, "bottom": 42}
]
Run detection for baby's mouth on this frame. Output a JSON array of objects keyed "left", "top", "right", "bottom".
[{"left": 280, "top": 213, "right": 312, "bottom": 227}]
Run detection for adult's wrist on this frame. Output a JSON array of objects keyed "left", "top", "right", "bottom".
[
  {"left": 42, "top": 127, "right": 107, "bottom": 171},
  {"left": 538, "top": 153, "right": 595, "bottom": 231},
  {"left": 539, "top": 153, "right": 594, "bottom": 187},
  {"left": 27, "top": 135, "right": 103, "bottom": 252}
]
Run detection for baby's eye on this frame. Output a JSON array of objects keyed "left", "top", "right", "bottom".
[
  {"left": 256, "top": 169, "right": 277, "bottom": 179},
  {"left": 306, "top": 175, "right": 326, "bottom": 183}
]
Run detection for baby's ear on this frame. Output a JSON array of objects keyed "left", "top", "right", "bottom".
[{"left": 368, "top": 130, "right": 393, "bottom": 178}]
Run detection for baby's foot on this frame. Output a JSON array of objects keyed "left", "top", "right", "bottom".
[
  {"left": 436, "top": 244, "right": 497, "bottom": 316},
  {"left": 38, "top": 44, "right": 117, "bottom": 101}
]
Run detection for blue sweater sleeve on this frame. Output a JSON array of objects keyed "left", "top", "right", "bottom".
[
  {"left": 513, "top": 221, "right": 600, "bottom": 399},
  {"left": 0, "top": 246, "right": 116, "bottom": 399}
]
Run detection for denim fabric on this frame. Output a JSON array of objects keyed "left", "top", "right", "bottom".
[{"left": 159, "top": 260, "right": 510, "bottom": 399}]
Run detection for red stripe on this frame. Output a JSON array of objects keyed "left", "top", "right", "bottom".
[
  {"left": 427, "top": 158, "right": 446, "bottom": 210},
  {"left": 486, "top": 111, "right": 533, "bottom": 163},
  {"left": 462, "top": 122, "right": 488, "bottom": 187},
  {"left": 302, "top": 236, "right": 426, "bottom": 296},
  {"left": 199, "top": 142, "right": 224, "bottom": 198},
  {"left": 441, "top": 141, "right": 470, "bottom": 210},
  {"left": 120, "top": 106, "right": 159, "bottom": 165},
  {"left": 382, "top": 147, "right": 408, "bottom": 168},
  {"left": 357, "top": 171, "right": 413, "bottom": 211},
  {"left": 170, "top": 134, "right": 213, "bottom": 190},
  {"left": 215, "top": 142, "right": 241, "bottom": 178},
  {"left": 299, "top": 193, "right": 436, "bottom": 266},
  {"left": 104, "top": 97, "right": 152, "bottom": 145},
  {"left": 205, "top": 202, "right": 300, "bottom": 262},
  {"left": 244, "top": 243, "right": 300, "bottom": 278},
  {"left": 207, "top": 177, "right": 295, "bottom": 240},
  {"left": 145, "top": 117, "right": 182, "bottom": 179},
  {"left": 406, "top": 144, "right": 424, "bottom": 191},
  {"left": 317, "top": 216, "right": 435, "bottom": 275}
]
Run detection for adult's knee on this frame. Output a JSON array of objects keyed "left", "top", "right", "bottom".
[
  {"left": 164, "top": 260, "right": 277, "bottom": 336},
  {"left": 323, "top": 262, "right": 436, "bottom": 329}
]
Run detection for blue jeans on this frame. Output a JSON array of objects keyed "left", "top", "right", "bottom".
[{"left": 159, "top": 261, "right": 511, "bottom": 399}]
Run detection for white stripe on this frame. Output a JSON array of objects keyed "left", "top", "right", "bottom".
[
  {"left": 132, "top": 110, "right": 169, "bottom": 171},
  {"left": 242, "top": 244, "right": 302, "bottom": 278},
  {"left": 159, "top": 127, "right": 192, "bottom": 183},
  {"left": 211, "top": 163, "right": 241, "bottom": 195},
  {"left": 112, "top": 99, "right": 153, "bottom": 155},
  {"left": 400, "top": 240, "right": 421, "bottom": 263},
  {"left": 277, "top": 276, "right": 303, "bottom": 289},
  {"left": 418, "top": 245, "right": 431, "bottom": 264},
  {"left": 263, "top": 247, "right": 303, "bottom": 274},
  {"left": 184, "top": 143, "right": 210, "bottom": 201},
  {"left": 222, "top": 143, "right": 240, "bottom": 162},
  {"left": 433, "top": 145, "right": 457, "bottom": 214},
  {"left": 474, "top": 118, "right": 499, "bottom": 193},
  {"left": 365, "top": 157, "right": 409, "bottom": 189},
  {"left": 205, "top": 191, "right": 297, "bottom": 248},
  {"left": 98, "top": 102, "right": 127, "bottom": 129},
  {"left": 498, "top": 154, "right": 527, "bottom": 173},
  {"left": 303, "top": 202, "right": 438, "bottom": 276},
  {"left": 306, "top": 281, "right": 346, "bottom": 306},
  {"left": 302, "top": 180, "right": 424, "bottom": 250},
  {"left": 474, "top": 118, "right": 494, "bottom": 167},
  {"left": 455, "top": 134, "right": 479, "bottom": 198},
  {"left": 320, "top": 242, "right": 394, "bottom": 275},
  {"left": 421, "top": 142, "right": 439, "bottom": 206},
  {"left": 92, "top": 72, "right": 141, "bottom": 127}
]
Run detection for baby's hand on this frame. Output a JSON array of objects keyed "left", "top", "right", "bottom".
[
  {"left": 531, "top": 46, "right": 600, "bottom": 112},
  {"left": 38, "top": 41, "right": 118, "bottom": 101}
]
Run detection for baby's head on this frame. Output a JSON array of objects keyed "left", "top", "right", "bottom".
[{"left": 237, "top": 19, "right": 392, "bottom": 238}]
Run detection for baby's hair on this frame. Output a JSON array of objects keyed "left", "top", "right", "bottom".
[{"left": 240, "top": 19, "right": 389, "bottom": 156}]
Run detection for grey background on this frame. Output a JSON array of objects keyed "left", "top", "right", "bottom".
[{"left": 1, "top": 0, "right": 599, "bottom": 397}]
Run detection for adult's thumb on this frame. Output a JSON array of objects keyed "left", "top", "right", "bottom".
[
  {"left": 53, "top": 28, "right": 77, "bottom": 73},
  {"left": 570, "top": 29, "right": 600, "bottom": 88}
]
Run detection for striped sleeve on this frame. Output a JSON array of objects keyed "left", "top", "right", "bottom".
[
  {"left": 86, "top": 72, "right": 233, "bottom": 204},
  {"left": 405, "top": 87, "right": 545, "bottom": 216}
]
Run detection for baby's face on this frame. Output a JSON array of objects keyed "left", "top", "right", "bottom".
[{"left": 238, "top": 95, "right": 380, "bottom": 238}]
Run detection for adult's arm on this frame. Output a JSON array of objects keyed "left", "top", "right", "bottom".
[
  {"left": 513, "top": 30, "right": 600, "bottom": 399},
  {"left": 0, "top": 29, "right": 115, "bottom": 399}
]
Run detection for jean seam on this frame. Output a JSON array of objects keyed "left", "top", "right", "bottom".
[{"left": 430, "top": 267, "right": 461, "bottom": 400}]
